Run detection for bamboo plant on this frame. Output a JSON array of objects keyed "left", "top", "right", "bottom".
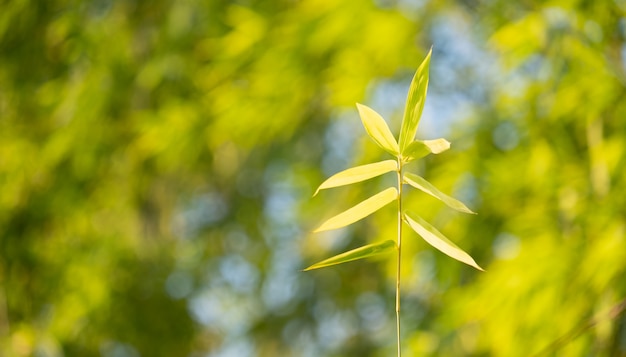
[{"left": 304, "top": 49, "right": 484, "bottom": 356}]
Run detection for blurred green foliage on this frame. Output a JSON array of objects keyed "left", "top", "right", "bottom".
[{"left": 1, "top": 0, "right": 625, "bottom": 356}]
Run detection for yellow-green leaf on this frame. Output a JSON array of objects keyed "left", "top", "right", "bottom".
[
  {"left": 403, "top": 172, "right": 475, "bottom": 214},
  {"left": 403, "top": 138, "right": 451, "bottom": 162},
  {"left": 404, "top": 211, "right": 483, "bottom": 271},
  {"left": 314, "top": 187, "right": 398, "bottom": 232},
  {"left": 399, "top": 48, "right": 432, "bottom": 153},
  {"left": 303, "top": 240, "right": 396, "bottom": 271},
  {"left": 314, "top": 160, "right": 397, "bottom": 196},
  {"left": 422, "top": 138, "right": 451, "bottom": 154},
  {"left": 356, "top": 103, "right": 399, "bottom": 155}
]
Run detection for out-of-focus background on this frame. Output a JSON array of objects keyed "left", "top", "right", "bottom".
[{"left": 1, "top": 0, "right": 626, "bottom": 356}]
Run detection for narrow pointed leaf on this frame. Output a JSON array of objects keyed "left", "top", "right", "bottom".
[
  {"left": 399, "top": 48, "right": 432, "bottom": 153},
  {"left": 314, "top": 187, "right": 398, "bottom": 232},
  {"left": 303, "top": 240, "right": 396, "bottom": 271},
  {"left": 403, "top": 141, "right": 431, "bottom": 162},
  {"left": 403, "top": 138, "right": 451, "bottom": 162},
  {"left": 422, "top": 138, "right": 451, "bottom": 154},
  {"left": 404, "top": 172, "right": 475, "bottom": 214},
  {"left": 404, "top": 211, "right": 483, "bottom": 271},
  {"left": 314, "top": 160, "right": 397, "bottom": 196},
  {"left": 356, "top": 103, "right": 399, "bottom": 155}
]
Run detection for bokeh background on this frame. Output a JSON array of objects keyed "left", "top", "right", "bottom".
[{"left": 2, "top": 0, "right": 626, "bottom": 356}]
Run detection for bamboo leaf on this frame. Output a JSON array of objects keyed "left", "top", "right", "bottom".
[
  {"left": 399, "top": 48, "right": 432, "bottom": 153},
  {"left": 314, "top": 187, "right": 398, "bottom": 232},
  {"left": 314, "top": 160, "right": 397, "bottom": 196},
  {"left": 403, "top": 172, "right": 475, "bottom": 214},
  {"left": 403, "top": 141, "right": 430, "bottom": 162},
  {"left": 303, "top": 240, "right": 396, "bottom": 271},
  {"left": 404, "top": 211, "right": 483, "bottom": 271},
  {"left": 422, "top": 138, "right": 451, "bottom": 154},
  {"left": 356, "top": 103, "right": 400, "bottom": 155},
  {"left": 403, "top": 138, "right": 451, "bottom": 162}
]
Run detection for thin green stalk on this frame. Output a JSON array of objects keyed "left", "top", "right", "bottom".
[
  {"left": 395, "top": 158, "right": 403, "bottom": 357},
  {"left": 307, "top": 50, "right": 481, "bottom": 355}
]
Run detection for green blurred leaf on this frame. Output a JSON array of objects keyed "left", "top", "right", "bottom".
[
  {"left": 403, "top": 138, "right": 451, "bottom": 162},
  {"left": 303, "top": 240, "right": 396, "bottom": 271},
  {"left": 421, "top": 138, "right": 450, "bottom": 154},
  {"left": 314, "top": 187, "right": 398, "bottom": 232},
  {"left": 404, "top": 211, "right": 483, "bottom": 271},
  {"left": 314, "top": 160, "right": 397, "bottom": 196},
  {"left": 399, "top": 49, "right": 432, "bottom": 153},
  {"left": 403, "top": 172, "right": 475, "bottom": 214},
  {"left": 356, "top": 103, "right": 400, "bottom": 155}
]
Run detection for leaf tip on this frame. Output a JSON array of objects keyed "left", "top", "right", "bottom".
[
  {"left": 461, "top": 206, "right": 477, "bottom": 214},
  {"left": 467, "top": 256, "right": 484, "bottom": 271},
  {"left": 424, "top": 47, "right": 433, "bottom": 63},
  {"left": 313, "top": 223, "right": 333, "bottom": 233}
]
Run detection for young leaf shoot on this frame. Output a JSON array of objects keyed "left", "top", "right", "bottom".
[{"left": 305, "top": 48, "right": 483, "bottom": 357}]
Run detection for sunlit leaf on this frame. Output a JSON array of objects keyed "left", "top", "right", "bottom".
[
  {"left": 303, "top": 240, "right": 396, "bottom": 271},
  {"left": 314, "top": 160, "right": 397, "bottom": 196},
  {"left": 422, "top": 138, "right": 450, "bottom": 154},
  {"left": 399, "top": 48, "right": 432, "bottom": 153},
  {"left": 403, "top": 172, "right": 475, "bottom": 214},
  {"left": 404, "top": 211, "right": 483, "bottom": 271},
  {"left": 314, "top": 187, "right": 398, "bottom": 232},
  {"left": 403, "top": 138, "right": 451, "bottom": 162},
  {"left": 356, "top": 103, "right": 400, "bottom": 155},
  {"left": 403, "top": 141, "right": 430, "bottom": 161}
]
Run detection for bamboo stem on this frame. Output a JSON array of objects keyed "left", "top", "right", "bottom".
[{"left": 395, "top": 159, "right": 403, "bottom": 357}]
